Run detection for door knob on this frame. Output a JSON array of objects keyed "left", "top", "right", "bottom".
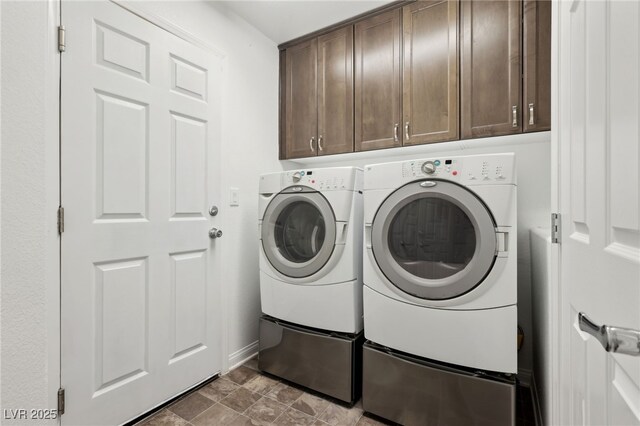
[
  {"left": 578, "top": 312, "right": 640, "bottom": 356},
  {"left": 209, "top": 228, "right": 223, "bottom": 239}
]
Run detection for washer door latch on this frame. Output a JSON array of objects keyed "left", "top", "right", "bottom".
[{"left": 496, "top": 231, "right": 508, "bottom": 256}]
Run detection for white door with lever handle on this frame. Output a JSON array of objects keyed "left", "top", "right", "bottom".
[
  {"left": 557, "top": 1, "right": 640, "bottom": 425},
  {"left": 60, "top": 2, "right": 223, "bottom": 423}
]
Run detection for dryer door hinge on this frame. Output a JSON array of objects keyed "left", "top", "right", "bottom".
[
  {"left": 551, "top": 213, "right": 561, "bottom": 244},
  {"left": 57, "top": 388, "right": 65, "bottom": 415},
  {"left": 58, "top": 25, "right": 66, "bottom": 52},
  {"left": 57, "top": 206, "right": 65, "bottom": 234}
]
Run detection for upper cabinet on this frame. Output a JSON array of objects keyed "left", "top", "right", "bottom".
[
  {"left": 354, "top": 10, "right": 402, "bottom": 152},
  {"left": 461, "top": 0, "right": 522, "bottom": 138},
  {"left": 403, "top": 0, "right": 459, "bottom": 145},
  {"left": 279, "top": 0, "right": 551, "bottom": 159},
  {"left": 318, "top": 27, "right": 354, "bottom": 155},
  {"left": 523, "top": 0, "right": 551, "bottom": 132},
  {"left": 284, "top": 39, "right": 318, "bottom": 159},
  {"left": 282, "top": 27, "right": 354, "bottom": 159}
]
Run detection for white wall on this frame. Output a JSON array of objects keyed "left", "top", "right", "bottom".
[
  {"left": 0, "top": 0, "right": 60, "bottom": 418},
  {"left": 530, "top": 227, "right": 552, "bottom": 425},
  {"left": 119, "top": 0, "right": 283, "bottom": 368},
  {"left": 283, "top": 133, "right": 552, "bottom": 379}
]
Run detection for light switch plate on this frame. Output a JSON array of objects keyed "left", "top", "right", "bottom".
[{"left": 229, "top": 187, "right": 240, "bottom": 206}]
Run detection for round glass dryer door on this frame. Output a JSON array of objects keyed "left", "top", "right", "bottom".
[
  {"left": 261, "top": 187, "right": 336, "bottom": 278},
  {"left": 371, "top": 180, "right": 497, "bottom": 300}
]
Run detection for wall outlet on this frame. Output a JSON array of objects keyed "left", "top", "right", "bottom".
[{"left": 229, "top": 187, "right": 240, "bottom": 206}]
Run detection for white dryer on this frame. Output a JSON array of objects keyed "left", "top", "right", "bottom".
[
  {"left": 258, "top": 167, "right": 363, "bottom": 333},
  {"left": 257, "top": 167, "right": 364, "bottom": 404},
  {"left": 363, "top": 153, "right": 517, "bottom": 374}
]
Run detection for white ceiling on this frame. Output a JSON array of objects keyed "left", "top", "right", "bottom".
[{"left": 216, "top": 1, "right": 394, "bottom": 45}]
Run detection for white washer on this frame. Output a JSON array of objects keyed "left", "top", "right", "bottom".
[
  {"left": 259, "top": 167, "right": 363, "bottom": 334},
  {"left": 363, "top": 153, "right": 517, "bottom": 373}
]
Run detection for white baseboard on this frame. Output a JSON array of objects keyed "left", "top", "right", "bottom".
[
  {"left": 531, "top": 372, "right": 544, "bottom": 426},
  {"left": 227, "top": 340, "right": 259, "bottom": 371},
  {"left": 518, "top": 368, "right": 532, "bottom": 386}
]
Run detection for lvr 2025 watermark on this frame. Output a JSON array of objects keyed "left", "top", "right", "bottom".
[{"left": 3, "top": 409, "right": 58, "bottom": 420}]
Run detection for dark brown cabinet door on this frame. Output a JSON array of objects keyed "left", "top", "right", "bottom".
[
  {"left": 403, "top": 0, "right": 459, "bottom": 145},
  {"left": 354, "top": 9, "right": 402, "bottom": 151},
  {"left": 461, "top": 0, "right": 521, "bottom": 138},
  {"left": 523, "top": 0, "right": 551, "bottom": 132},
  {"left": 285, "top": 39, "right": 318, "bottom": 159},
  {"left": 317, "top": 26, "right": 354, "bottom": 156}
]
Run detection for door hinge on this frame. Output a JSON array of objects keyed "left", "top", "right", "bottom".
[
  {"left": 57, "top": 206, "right": 65, "bottom": 234},
  {"left": 58, "top": 25, "right": 66, "bottom": 52},
  {"left": 551, "top": 213, "right": 561, "bottom": 244},
  {"left": 57, "top": 388, "right": 65, "bottom": 415}
]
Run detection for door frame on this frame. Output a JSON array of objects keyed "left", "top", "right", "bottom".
[
  {"left": 51, "top": 1, "right": 230, "bottom": 421},
  {"left": 43, "top": 0, "right": 62, "bottom": 418},
  {"left": 549, "top": 0, "right": 563, "bottom": 424}
]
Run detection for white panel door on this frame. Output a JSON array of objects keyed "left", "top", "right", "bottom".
[
  {"left": 558, "top": 1, "right": 640, "bottom": 425},
  {"left": 60, "top": 2, "right": 223, "bottom": 424}
]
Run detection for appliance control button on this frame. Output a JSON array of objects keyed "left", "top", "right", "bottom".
[
  {"left": 422, "top": 161, "right": 437, "bottom": 175},
  {"left": 292, "top": 171, "right": 304, "bottom": 182}
]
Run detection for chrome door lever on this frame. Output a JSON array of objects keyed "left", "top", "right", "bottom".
[{"left": 578, "top": 312, "right": 640, "bottom": 356}]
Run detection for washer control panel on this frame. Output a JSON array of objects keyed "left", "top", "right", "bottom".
[
  {"left": 399, "top": 154, "right": 515, "bottom": 185},
  {"left": 277, "top": 167, "right": 362, "bottom": 191},
  {"left": 403, "top": 158, "right": 462, "bottom": 179}
]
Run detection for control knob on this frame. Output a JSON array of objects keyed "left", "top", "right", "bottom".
[
  {"left": 292, "top": 171, "right": 304, "bottom": 182},
  {"left": 421, "top": 161, "right": 437, "bottom": 175}
]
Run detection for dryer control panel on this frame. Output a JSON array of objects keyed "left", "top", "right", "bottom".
[
  {"left": 259, "top": 167, "right": 363, "bottom": 194},
  {"left": 400, "top": 154, "right": 515, "bottom": 185},
  {"left": 365, "top": 153, "right": 516, "bottom": 190},
  {"left": 283, "top": 170, "right": 347, "bottom": 190},
  {"left": 402, "top": 158, "right": 465, "bottom": 180}
]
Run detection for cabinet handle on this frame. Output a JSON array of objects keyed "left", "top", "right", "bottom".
[
  {"left": 512, "top": 106, "right": 518, "bottom": 127},
  {"left": 394, "top": 124, "right": 399, "bottom": 142},
  {"left": 318, "top": 135, "right": 324, "bottom": 151},
  {"left": 405, "top": 122, "right": 410, "bottom": 141},
  {"left": 529, "top": 103, "right": 535, "bottom": 126},
  {"left": 309, "top": 137, "right": 315, "bottom": 152}
]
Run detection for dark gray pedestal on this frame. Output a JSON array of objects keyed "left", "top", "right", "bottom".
[
  {"left": 258, "top": 315, "right": 363, "bottom": 404},
  {"left": 363, "top": 341, "right": 516, "bottom": 425}
]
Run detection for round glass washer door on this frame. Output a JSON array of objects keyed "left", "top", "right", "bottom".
[
  {"left": 261, "top": 187, "right": 336, "bottom": 278},
  {"left": 371, "top": 180, "right": 497, "bottom": 300}
]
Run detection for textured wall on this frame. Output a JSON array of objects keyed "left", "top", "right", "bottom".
[
  {"left": 0, "top": 0, "right": 59, "bottom": 420},
  {"left": 530, "top": 227, "right": 552, "bottom": 424}
]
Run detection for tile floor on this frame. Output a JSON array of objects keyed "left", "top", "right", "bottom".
[{"left": 138, "top": 356, "right": 537, "bottom": 426}]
